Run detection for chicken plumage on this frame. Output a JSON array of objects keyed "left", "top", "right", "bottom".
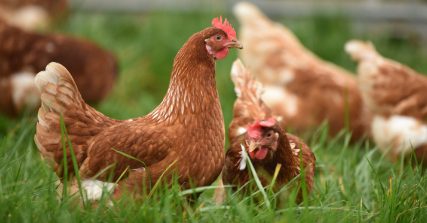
[
  {"left": 233, "top": 2, "right": 371, "bottom": 140},
  {"left": 0, "top": 18, "right": 117, "bottom": 116},
  {"left": 34, "top": 18, "right": 242, "bottom": 199},
  {"left": 346, "top": 40, "right": 427, "bottom": 165},
  {"left": 0, "top": 0, "right": 67, "bottom": 30},
  {"left": 222, "top": 60, "right": 315, "bottom": 201}
]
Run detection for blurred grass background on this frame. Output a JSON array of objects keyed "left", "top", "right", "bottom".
[{"left": 0, "top": 9, "right": 427, "bottom": 222}]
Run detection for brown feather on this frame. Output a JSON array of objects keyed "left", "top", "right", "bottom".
[
  {"left": 234, "top": 2, "right": 371, "bottom": 140},
  {"left": 346, "top": 40, "right": 427, "bottom": 165},
  {"left": 223, "top": 60, "right": 315, "bottom": 202},
  {"left": 35, "top": 27, "right": 232, "bottom": 197},
  {"left": 0, "top": 18, "right": 117, "bottom": 116},
  {"left": 346, "top": 40, "right": 427, "bottom": 119}
]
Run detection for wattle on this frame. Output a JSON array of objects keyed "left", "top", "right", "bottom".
[
  {"left": 215, "top": 48, "right": 229, "bottom": 60},
  {"left": 249, "top": 147, "right": 269, "bottom": 160},
  {"left": 255, "top": 147, "right": 269, "bottom": 160}
]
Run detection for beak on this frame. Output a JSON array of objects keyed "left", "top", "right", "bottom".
[
  {"left": 226, "top": 39, "right": 243, "bottom": 49},
  {"left": 248, "top": 141, "right": 258, "bottom": 153}
]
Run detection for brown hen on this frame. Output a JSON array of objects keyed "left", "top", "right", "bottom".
[
  {"left": 221, "top": 60, "right": 315, "bottom": 202},
  {"left": 346, "top": 40, "right": 427, "bottom": 165},
  {"left": 34, "top": 17, "right": 243, "bottom": 201},
  {"left": 233, "top": 2, "right": 371, "bottom": 140},
  {"left": 0, "top": 19, "right": 117, "bottom": 116}
]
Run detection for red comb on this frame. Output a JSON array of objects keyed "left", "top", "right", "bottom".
[
  {"left": 247, "top": 118, "right": 277, "bottom": 139},
  {"left": 212, "top": 16, "right": 236, "bottom": 39},
  {"left": 259, "top": 118, "right": 276, "bottom": 127},
  {"left": 247, "top": 124, "right": 262, "bottom": 139}
]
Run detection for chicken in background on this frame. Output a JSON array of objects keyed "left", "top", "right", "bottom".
[
  {"left": 0, "top": 0, "right": 68, "bottom": 30},
  {"left": 34, "top": 17, "right": 242, "bottom": 201},
  {"left": 346, "top": 40, "right": 427, "bottom": 165},
  {"left": 0, "top": 18, "right": 117, "bottom": 116},
  {"left": 221, "top": 60, "right": 315, "bottom": 202},
  {"left": 233, "top": 2, "right": 371, "bottom": 140}
]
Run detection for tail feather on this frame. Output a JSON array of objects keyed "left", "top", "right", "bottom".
[
  {"left": 231, "top": 59, "right": 263, "bottom": 100},
  {"left": 230, "top": 59, "right": 271, "bottom": 121},
  {"left": 35, "top": 62, "right": 84, "bottom": 113},
  {"left": 34, "top": 62, "right": 116, "bottom": 177},
  {"left": 345, "top": 40, "right": 379, "bottom": 62}
]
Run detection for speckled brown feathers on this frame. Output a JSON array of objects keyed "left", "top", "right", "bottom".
[
  {"left": 233, "top": 2, "right": 371, "bottom": 140},
  {"left": 346, "top": 40, "right": 427, "bottom": 119},
  {"left": 346, "top": 40, "right": 427, "bottom": 165},
  {"left": 0, "top": 19, "right": 117, "bottom": 115},
  {"left": 34, "top": 63, "right": 118, "bottom": 177},
  {"left": 223, "top": 60, "right": 315, "bottom": 201},
  {"left": 35, "top": 27, "right": 231, "bottom": 196}
]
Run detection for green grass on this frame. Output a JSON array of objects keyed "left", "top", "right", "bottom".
[{"left": 1, "top": 11, "right": 427, "bottom": 222}]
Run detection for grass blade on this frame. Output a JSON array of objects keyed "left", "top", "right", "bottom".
[
  {"left": 240, "top": 144, "right": 271, "bottom": 209},
  {"left": 59, "top": 115, "right": 87, "bottom": 206}
]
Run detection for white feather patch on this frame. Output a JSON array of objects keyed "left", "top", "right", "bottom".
[
  {"left": 290, "top": 142, "right": 300, "bottom": 156},
  {"left": 10, "top": 71, "right": 39, "bottom": 110},
  {"left": 278, "top": 69, "right": 295, "bottom": 84},
  {"left": 236, "top": 127, "right": 247, "bottom": 136},
  {"left": 345, "top": 40, "right": 377, "bottom": 61},
  {"left": 239, "top": 144, "right": 247, "bottom": 170},
  {"left": 34, "top": 67, "right": 59, "bottom": 90},
  {"left": 372, "top": 115, "right": 427, "bottom": 155},
  {"left": 262, "top": 86, "right": 298, "bottom": 117},
  {"left": 231, "top": 60, "right": 245, "bottom": 97},
  {"left": 82, "top": 179, "right": 116, "bottom": 201},
  {"left": 8, "top": 6, "right": 49, "bottom": 30}
]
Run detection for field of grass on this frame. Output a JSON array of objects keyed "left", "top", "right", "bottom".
[{"left": 1, "top": 10, "right": 427, "bottom": 222}]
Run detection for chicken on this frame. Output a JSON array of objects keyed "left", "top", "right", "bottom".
[
  {"left": 345, "top": 40, "right": 427, "bottom": 165},
  {"left": 0, "top": 0, "right": 67, "bottom": 30},
  {"left": 233, "top": 2, "right": 370, "bottom": 140},
  {"left": 0, "top": 18, "right": 117, "bottom": 116},
  {"left": 222, "top": 60, "right": 315, "bottom": 201},
  {"left": 34, "top": 17, "right": 243, "bottom": 200}
]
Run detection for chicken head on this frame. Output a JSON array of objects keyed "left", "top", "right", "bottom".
[{"left": 205, "top": 17, "right": 243, "bottom": 60}]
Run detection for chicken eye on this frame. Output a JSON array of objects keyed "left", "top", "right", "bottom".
[
  {"left": 266, "top": 132, "right": 272, "bottom": 138},
  {"left": 215, "top": 35, "right": 222, "bottom": 41}
]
